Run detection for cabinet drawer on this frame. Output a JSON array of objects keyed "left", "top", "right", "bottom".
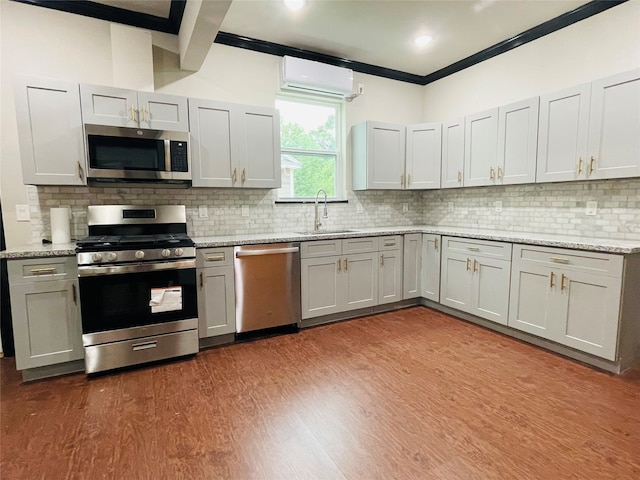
[
  {"left": 513, "top": 244, "right": 624, "bottom": 277},
  {"left": 8, "top": 257, "right": 76, "bottom": 283},
  {"left": 378, "top": 235, "right": 403, "bottom": 251},
  {"left": 301, "top": 240, "right": 342, "bottom": 258},
  {"left": 197, "top": 247, "right": 233, "bottom": 267},
  {"left": 343, "top": 237, "right": 378, "bottom": 254},
  {"left": 443, "top": 237, "right": 512, "bottom": 260}
]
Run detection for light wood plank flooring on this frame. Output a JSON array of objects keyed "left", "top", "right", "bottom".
[{"left": 2, "top": 306, "right": 639, "bottom": 479}]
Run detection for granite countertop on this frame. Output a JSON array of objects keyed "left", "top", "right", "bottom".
[{"left": 2, "top": 227, "right": 640, "bottom": 259}]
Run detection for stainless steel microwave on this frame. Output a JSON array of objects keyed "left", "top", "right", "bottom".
[{"left": 85, "top": 124, "right": 191, "bottom": 187}]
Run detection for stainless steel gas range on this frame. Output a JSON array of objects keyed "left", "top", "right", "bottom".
[{"left": 76, "top": 205, "right": 198, "bottom": 374}]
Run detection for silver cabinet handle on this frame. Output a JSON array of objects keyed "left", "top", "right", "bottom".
[
  {"left": 434, "top": 238, "right": 439, "bottom": 251},
  {"left": 206, "top": 254, "right": 225, "bottom": 261},
  {"left": 383, "top": 240, "right": 396, "bottom": 246},
  {"left": 236, "top": 247, "right": 299, "bottom": 257},
  {"left": 550, "top": 257, "right": 570, "bottom": 264},
  {"left": 30, "top": 267, "right": 57, "bottom": 275},
  {"left": 467, "top": 246, "right": 480, "bottom": 252}
]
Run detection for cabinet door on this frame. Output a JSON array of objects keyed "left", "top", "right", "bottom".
[
  {"left": 367, "top": 122, "right": 406, "bottom": 189},
  {"left": 189, "top": 98, "right": 236, "bottom": 187},
  {"left": 402, "top": 233, "right": 421, "bottom": 299},
  {"left": 10, "top": 280, "right": 83, "bottom": 370},
  {"left": 343, "top": 253, "right": 378, "bottom": 310},
  {"left": 470, "top": 257, "right": 511, "bottom": 325},
  {"left": 497, "top": 97, "right": 539, "bottom": 185},
  {"left": 15, "top": 76, "right": 86, "bottom": 185},
  {"left": 464, "top": 108, "right": 499, "bottom": 187},
  {"left": 237, "top": 105, "right": 281, "bottom": 188},
  {"left": 80, "top": 84, "right": 138, "bottom": 127},
  {"left": 587, "top": 69, "right": 640, "bottom": 180},
  {"left": 406, "top": 123, "right": 441, "bottom": 190},
  {"left": 197, "top": 266, "right": 236, "bottom": 338},
  {"left": 441, "top": 118, "right": 464, "bottom": 188},
  {"left": 553, "top": 270, "right": 622, "bottom": 361},
  {"left": 536, "top": 83, "right": 590, "bottom": 183},
  {"left": 508, "top": 263, "right": 557, "bottom": 340},
  {"left": 301, "top": 256, "right": 341, "bottom": 319},
  {"left": 421, "top": 234, "right": 441, "bottom": 302},
  {"left": 440, "top": 251, "right": 473, "bottom": 313},
  {"left": 379, "top": 249, "right": 403, "bottom": 305},
  {"left": 138, "top": 91, "right": 189, "bottom": 132}
]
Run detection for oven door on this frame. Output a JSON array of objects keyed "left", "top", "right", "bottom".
[{"left": 78, "top": 260, "right": 197, "bottom": 345}]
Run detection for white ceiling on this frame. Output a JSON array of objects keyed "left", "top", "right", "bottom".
[{"left": 94, "top": 0, "right": 592, "bottom": 76}]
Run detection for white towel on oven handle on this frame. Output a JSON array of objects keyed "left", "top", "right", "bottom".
[{"left": 149, "top": 287, "right": 182, "bottom": 313}]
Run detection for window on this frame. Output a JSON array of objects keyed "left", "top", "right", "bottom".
[{"left": 276, "top": 95, "right": 344, "bottom": 200}]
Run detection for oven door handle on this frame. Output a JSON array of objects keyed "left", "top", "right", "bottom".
[{"left": 78, "top": 259, "right": 196, "bottom": 277}]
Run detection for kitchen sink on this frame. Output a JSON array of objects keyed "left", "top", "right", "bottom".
[{"left": 295, "top": 229, "right": 360, "bottom": 236}]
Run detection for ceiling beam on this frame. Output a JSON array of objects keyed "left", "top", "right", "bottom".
[{"left": 179, "top": 0, "right": 232, "bottom": 71}]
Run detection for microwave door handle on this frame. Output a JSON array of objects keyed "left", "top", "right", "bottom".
[{"left": 165, "top": 139, "right": 172, "bottom": 175}]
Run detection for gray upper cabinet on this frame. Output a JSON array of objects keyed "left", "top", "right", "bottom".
[
  {"left": 464, "top": 108, "right": 499, "bottom": 187},
  {"left": 586, "top": 69, "right": 640, "bottom": 180},
  {"left": 189, "top": 98, "right": 280, "bottom": 189},
  {"left": 80, "top": 84, "right": 189, "bottom": 131},
  {"left": 352, "top": 121, "right": 406, "bottom": 190},
  {"left": 406, "top": 123, "right": 442, "bottom": 190},
  {"left": 497, "top": 97, "right": 539, "bottom": 185},
  {"left": 536, "top": 83, "right": 591, "bottom": 183},
  {"left": 8, "top": 257, "right": 83, "bottom": 370},
  {"left": 14, "top": 75, "right": 86, "bottom": 186},
  {"left": 440, "top": 118, "right": 465, "bottom": 188}
]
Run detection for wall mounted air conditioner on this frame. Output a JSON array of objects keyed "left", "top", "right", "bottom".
[{"left": 281, "top": 56, "right": 353, "bottom": 98}]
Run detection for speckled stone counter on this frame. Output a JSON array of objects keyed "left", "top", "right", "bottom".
[{"left": 2, "top": 227, "right": 640, "bottom": 259}]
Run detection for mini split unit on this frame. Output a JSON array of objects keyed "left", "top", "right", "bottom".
[{"left": 280, "top": 56, "right": 354, "bottom": 98}]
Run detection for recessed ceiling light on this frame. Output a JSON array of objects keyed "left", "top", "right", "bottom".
[
  {"left": 283, "top": 0, "right": 306, "bottom": 11},
  {"left": 414, "top": 35, "right": 433, "bottom": 47}
]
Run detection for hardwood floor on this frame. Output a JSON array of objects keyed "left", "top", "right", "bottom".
[{"left": 2, "top": 306, "right": 640, "bottom": 479}]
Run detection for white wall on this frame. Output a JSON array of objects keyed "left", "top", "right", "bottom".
[{"left": 422, "top": 1, "right": 640, "bottom": 120}]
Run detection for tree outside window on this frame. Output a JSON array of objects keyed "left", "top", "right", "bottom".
[{"left": 276, "top": 97, "right": 342, "bottom": 200}]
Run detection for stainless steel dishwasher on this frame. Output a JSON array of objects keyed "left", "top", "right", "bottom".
[{"left": 234, "top": 243, "right": 301, "bottom": 333}]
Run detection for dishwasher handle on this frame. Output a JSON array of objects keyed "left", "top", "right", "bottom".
[{"left": 235, "top": 246, "right": 299, "bottom": 257}]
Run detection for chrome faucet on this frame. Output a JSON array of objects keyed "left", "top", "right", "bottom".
[{"left": 314, "top": 189, "right": 328, "bottom": 231}]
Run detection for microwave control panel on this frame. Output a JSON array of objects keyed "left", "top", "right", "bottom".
[{"left": 170, "top": 141, "right": 189, "bottom": 172}]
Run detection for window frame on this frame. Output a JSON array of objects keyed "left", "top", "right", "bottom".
[{"left": 275, "top": 93, "right": 346, "bottom": 202}]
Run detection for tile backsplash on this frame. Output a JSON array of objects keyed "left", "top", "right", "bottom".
[
  {"left": 26, "top": 178, "right": 640, "bottom": 244},
  {"left": 422, "top": 178, "right": 640, "bottom": 241}
]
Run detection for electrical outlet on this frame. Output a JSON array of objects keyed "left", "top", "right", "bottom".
[
  {"left": 494, "top": 200, "right": 503, "bottom": 213},
  {"left": 198, "top": 205, "right": 208, "bottom": 218},
  {"left": 586, "top": 201, "right": 598, "bottom": 216},
  {"left": 358, "top": 83, "right": 365, "bottom": 95},
  {"left": 356, "top": 203, "right": 364, "bottom": 214},
  {"left": 241, "top": 205, "right": 249, "bottom": 217},
  {"left": 447, "top": 201, "right": 454, "bottom": 213},
  {"left": 402, "top": 203, "right": 409, "bottom": 213},
  {"left": 16, "top": 204, "right": 30, "bottom": 221}
]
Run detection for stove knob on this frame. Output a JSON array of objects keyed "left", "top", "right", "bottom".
[
  {"left": 161, "top": 249, "right": 171, "bottom": 258},
  {"left": 135, "top": 250, "right": 145, "bottom": 260},
  {"left": 107, "top": 252, "right": 117, "bottom": 262},
  {"left": 92, "top": 253, "right": 103, "bottom": 262},
  {"left": 174, "top": 248, "right": 184, "bottom": 257}
]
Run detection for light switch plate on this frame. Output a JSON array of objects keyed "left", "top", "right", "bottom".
[
  {"left": 494, "top": 200, "right": 503, "bottom": 213},
  {"left": 241, "top": 205, "right": 249, "bottom": 217},
  {"left": 586, "top": 201, "right": 598, "bottom": 216},
  {"left": 16, "top": 204, "right": 30, "bottom": 221},
  {"left": 198, "top": 205, "right": 208, "bottom": 218},
  {"left": 402, "top": 203, "right": 409, "bottom": 213},
  {"left": 447, "top": 201, "right": 454, "bottom": 213}
]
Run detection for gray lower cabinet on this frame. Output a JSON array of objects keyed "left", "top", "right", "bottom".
[
  {"left": 402, "top": 234, "right": 421, "bottom": 299},
  {"left": 301, "top": 239, "right": 378, "bottom": 319},
  {"left": 440, "top": 237, "right": 512, "bottom": 325},
  {"left": 421, "top": 234, "right": 441, "bottom": 302},
  {"left": 197, "top": 248, "right": 236, "bottom": 337},
  {"left": 8, "top": 257, "right": 83, "bottom": 370},
  {"left": 508, "top": 244, "right": 624, "bottom": 360},
  {"left": 379, "top": 236, "right": 403, "bottom": 305}
]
